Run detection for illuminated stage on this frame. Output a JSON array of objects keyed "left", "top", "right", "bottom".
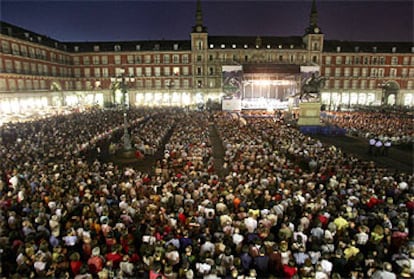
[{"left": 222, "top": 64, "right": 315, "bottom": 111}]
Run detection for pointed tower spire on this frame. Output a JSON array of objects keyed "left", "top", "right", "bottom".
[
  {"left": 193, "top": 0, "right": 207, "bottom": 33},
  {"left": 306, "top": 0, "right": 321, "bottom": 34}
]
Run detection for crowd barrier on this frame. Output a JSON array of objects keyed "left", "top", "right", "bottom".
[{"left": 299, "top": 125, "right": 347, "bottom": 136}]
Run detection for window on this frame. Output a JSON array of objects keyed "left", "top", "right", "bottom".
[
  {"left": 136, "top": 45, "right": 141, "bottom": 51},
  {"left": 335, "top": 56, "right": 342, "bottom": 64},
  {"left": 378, "top": 68, "right": 384, "bottom": 78},
  {"left": 182, "top": 66, "right": 189, "bottom": 76},
  {"left": 325, "top": 56, "right": 331, "bottom": 65},
  {"left": 369, "top": 80, "right": 376, "bottom": 89},
  {"left": 114, "top": 55, "right": 121, "bottom": 64},
  {"left": 154, "top": 55, "right": 160, "bottom": 64},
  {"left": 391, "top": 56, "right": 398, "bottom": 65},
  {"left": 182, "top": 55, "right": 189, "bottom": 64},
  {"left": 335, "top": 68, "right": 341, "bottom": 77},
  {"left": 390, "top": 68, "right": 397, "bottom": 77},
  {"left": 197, "top": 40, "right": 203, "bottom": 50},
  {"left": 127, "top": 55, "right": 134, "bottom": 64},
  {"left": 145, "top": 67, "right": 152, "bottom": 77},
  {"left": 360, "top": 80, "right": 367, "bottom": 89},
  {"left": 210, "top": 44, "right": 214, "bottom": 49},
  {"left": 343, "top": 80, "right": 350, "bottom": 89},
  {"left": 21, "top": 46, "right": 27, "bottom": 57},
  {"left": 402, "top": 68, "right": 408, "bottom": 77},
  {"left": 352, "top": 68, "right": 359, "bottom": 77},
  {"left": 209, "top": 55, "right": 214, "bottom": 61},
  {"left": 102, "top": 68, "right": 109, "bottom": 78},
  {"left": 409, "top": 69, "right": 414, "bottom": 77},
  {"left": 73, "top": 57, "right": 80, "bottom": 65},
  {"left": 83, "top": 56, "right": 90, "bottom": 65},
  {"left": 334, "top": 80, "right": 340, "bottom": 89},
  {"left": 324, "top": 67, "right": 331, "bottom": 77},
  {"left": 245, "top": 55, "right": 249, "bottom": 62},
  {"left": 84, "top": 68, "right": 90, "bottom": 78},
  {"left": 221, "top": 44, "right": 225, "bottom": 49},
  {"left": 361, "top": 68, "right": 368, "bottom": 77},
  {"left": 101, "top": 56, "right": 108, "bottom": 64},
  {"left": 155, "top": 79, "right": 161, "bottom": 89},
  {"left": 164, "top": 67, "right": 170, "bottom": 76},
  {"left": 363, "top": 57, "right": 369, "bottom": 64},
  {"left": 209, "top": 67, "right": 214, "bottom": 75},
  {"left": 43, "top": 65, "right": 48, "bottom": 75},
  {"left": 379, "top": 57, "right": 385, "bottom": 65},
  {"left": 173, "top": 55, "right": 179, "bottom": 64},
  {"left": 344, "top": 67, "right": 351, "bottom": 77},
  {"left": 163, "top": 54, "right": 170, "bottom": 63},
  {"left": 154, "top": 67, "right": 161, "bottom": 77},
  {"left": 354, "top": 56, "right": 360, "bottom": 64},
  {"left": 145, "top": 55, "right": 151, "bottom": 64},
  {"left": 197, "top": 55, "right": 202, "bottom": 62},
  {"left": 94, "top": 68, "right": 100, "bottom": 78},
  {"left": 74, "top": 68, "right": 81, "bottom": 77},
  {"left": 11, "top": 43, "right": 19, "bottom": 55},
  {"left": 197, "top": 67, "right": 202, "bottom": 75},
  {"left": 136, "top": 67, "right": 142, "bottom": 77},
  {"left": 403, "top": 57, "right": 409, "bottom": 65},
  {"left": 14, "top": 61, "right": 21, "bottom": 73},
  {"left": 370, "top": 68, "right": 377, "bottom": 77},
  {"left": 93, "top": 56, "right": 100, "bottom": 65},
  {"left": 94, "top": 45, "right": 100, "bottom": 52},
  {"left": 352, "top": 80, "right": 358, "bottom": 89},
  {"left": 114, "top": 45, "right": 121, "bottom": 51},
  {"left": 1, "top": 41, "right": 10, "bottom": 53},
  {"left": 173, "top": 67, "right": 180, "bottom": 76},
  {"left": 408, "top": 80, "right": 413, "bottom": 89},
  {"left": 371, "top": 56, "right": 377, "bottom": 65},
  {"left": 173, "top": 44, "right": 179, "bottom": 50}
]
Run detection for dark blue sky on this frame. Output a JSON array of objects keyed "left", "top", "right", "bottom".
[{"left": 1, "top": 0, "right": 413, "bottom": 42}]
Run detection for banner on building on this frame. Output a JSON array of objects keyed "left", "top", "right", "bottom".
[{"left": 222, "top": 65, "right": 243, "bottom": 99}]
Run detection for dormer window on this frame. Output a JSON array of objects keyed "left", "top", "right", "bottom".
[
  {"left": 278, "top": 45, "right": 282, "bottom": 49},
  {"left": 74, "top": 46, "right": 79, "bottom": 52},
  {"left": 221, "top": 44, "right": 225, "bottom": 49},
  {"left": 173, "top": 43, "right": 179, "bottom": 50},
  {"left": 54, "top": 42, "right": 58, "bottom": 48},
  {"left": 136, "top": 45, "right": 141, "bottom": 51},
  {"left": 244, "top": 44, "right": 248, "bottom": 49},
  {"left": 37, "top": 36, "right": 42, "bottom": 42},
  {"left": 114, "top": 45, "right": 121, "bottom": 51},
  {"left": 392, "top": 47, "right": 397, "bottom": 53},
  {"left": 232, "top": 44, "right": 236, "bottom": 49},
  {"left": 372, "top": 46, "right": 377, "bottom": 53},
  {"left": 354, "top": 46, "right": 359, "bottom": 52},
  {"left": 267, "top": 45, "right": 271, "bottom": 49},
  {"left": 154, "top": 44, "right": 160, "bottom": 51},
  {"left": 290, "top": 44, "right": 294, "bottom": 49},
  {"left": 411, "top": 47, "right": 414, "bottom": 53},
  {"left": 256, "top": 45, "right": 260, "bottom": 49},
  {"left": 210, "top": 44, "right": 214, "bottom": 48},
  {"left": 336, "top": 46, "right": 341, "bottom": 52},
  {"left": 94, "top": 45, "right": 100, "bottom": 52},
  {"left": 24, "top": 32, "right": 30, "bottom": 38}
]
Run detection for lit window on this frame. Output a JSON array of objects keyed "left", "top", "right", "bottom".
[
  {"left": 210, "top": 44, "right": 214, "bottom": 48},
  {"left": 221, "top": 44, "right": 225, "bottom": 49},
  {"left": 267, "top": 45, "right": 271, "bottom": 49},
  {"left": 244, "top": 44, "right": 248, "bottom": 49},
  {"left": 232, "top": 44, "right": 236, "bottom": 49}
]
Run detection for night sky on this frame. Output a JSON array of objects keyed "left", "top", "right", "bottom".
[{"left": 1, "top": 0, "right": 413, "bottom": 43}]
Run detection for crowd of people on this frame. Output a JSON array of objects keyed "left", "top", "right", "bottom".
[
  {"left": 321, "top": 109, "right": 414, "bottom": 145},
  {"left": 0, "top": 106, "right": 413, "bottom": 279}
]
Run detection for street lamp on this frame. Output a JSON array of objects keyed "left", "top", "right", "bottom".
[{"left": 110, "top": 69, "right": 135, "bottom": 152}]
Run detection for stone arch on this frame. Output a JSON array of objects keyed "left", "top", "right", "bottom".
[{"left": 382, "top": 81, "right": 399, "bottom": 105}]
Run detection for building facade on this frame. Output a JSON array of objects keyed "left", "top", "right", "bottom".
[{"left": 0, "top": 0, "right": 413, "bottom": 115}]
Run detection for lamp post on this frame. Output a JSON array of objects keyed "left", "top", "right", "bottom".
[{"left": 110, "top": 69, "right": 135, "bottom": 152}]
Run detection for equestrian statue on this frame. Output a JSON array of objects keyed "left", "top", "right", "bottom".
[{"left": 296, "top": 73, "right": 326, "bottom": 101}]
